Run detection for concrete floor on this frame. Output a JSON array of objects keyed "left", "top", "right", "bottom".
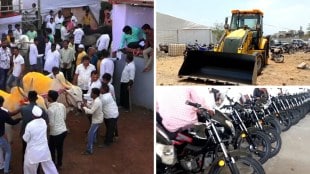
[{"left": 264, "top": 114, "right": 310, "bottom": 174}]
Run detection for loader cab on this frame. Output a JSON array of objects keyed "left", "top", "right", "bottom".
[
  {"left": 230, "top": 10, "right": 264, "bottom": 49},
  {"left": 230, "top": 10, "right": 263, "bottom": 31}
]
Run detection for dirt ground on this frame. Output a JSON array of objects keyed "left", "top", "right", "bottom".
[
  {"left": 9, "top": 106, "right": 153, "bottom": 174},
  {"left": 156, "top": 51, "right": 310, "bottom": 85}
]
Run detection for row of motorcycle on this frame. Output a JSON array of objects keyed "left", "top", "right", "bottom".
[{"left": 156, "top": 91, "right": 310, "bottom": 174}]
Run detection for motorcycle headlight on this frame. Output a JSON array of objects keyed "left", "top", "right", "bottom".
[{"left": 156, "top": 143, "right": 177, "bottom": 165}]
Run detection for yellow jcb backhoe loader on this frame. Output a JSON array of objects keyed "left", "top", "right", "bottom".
[{"left": 178, "top": 9, "right": 269, "bottom": 85}]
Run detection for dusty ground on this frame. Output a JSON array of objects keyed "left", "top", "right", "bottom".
[
  {"left": 264, "top": 114, "right": 310, "bottom": 174},
  {"left": 9, "top": 106, "right": 153, "bottom": 174},
  {"left": 156, "top": 51, "right": 310, "bottom": 85}
]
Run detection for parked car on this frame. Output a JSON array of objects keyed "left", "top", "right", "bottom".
[{"left": 292, "top": 39, "right": 307, "bottom": 48}]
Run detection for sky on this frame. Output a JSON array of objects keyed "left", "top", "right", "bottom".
[{"left": 156, "top": 0, "right": 310, "bottom": 35}]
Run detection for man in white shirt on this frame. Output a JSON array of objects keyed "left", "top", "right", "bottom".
[
  {"left": 102, "top": 73, "right": 115, "bottom": 101},
  {"left": 60, "top": 22, "right": 69, "bottom": 42},
  {"left": 46, "top": 18, "right": 56, "bottom": 36},
  {"left": 99, "top": 50, "right": 114, "bottom": 83},
  {"left": 28, "top": 37, "right": 39, "bottom": 71},
  {"left": 73, "top": 56, "right": 96, "bottom": 94},
  {"left": 84, "top": 70, "right": 101, "bottom": 101},
  {"left": 70, "top": 12, "right": 78, "bottom": 27},
  {"left": 54, "top": 11, "right": 64, "bottom": 43},
  {"left": 82, "top": 88, "right": 103, "bottom": 155},
  {"left": 60, "top": 40, "right": 75, "bottom": 81},
  {"left": 44, "top": 10, "right": 54, "bottom": 28},
  {"left": 120, "top": 53, "right": 135, "bottom": 111},
  {"left": 73, "top": 24, "right": 85, "bottom": 52},
  {"left": 96, "top": 34, "right": 110, "bottom": 52},
  {"left": 99, "top": 84, "right": 119, "bottom": 147},
  {"left": 13, "top": 24, "right": 22, "bottom": 41},
  {"left": 7, "top": 47, "right": 25, "bottom": 89},
  {"left": 46, "top": 66, "right": 65, "bottom": 80},
  {"left": 0, "top": 41, "right": 11, "bottom": 90},
  {"left": 47, "top": 90, "right": 67, "bottom": 170},
  {"left": 44, "top": 44, "right": 60, "bottom": 74},
  {"left": 45, "top": 37, "right": 52, "bottom": 56},
  {"left": 23, "top": 105, "right": 58, "bottom": 174}
]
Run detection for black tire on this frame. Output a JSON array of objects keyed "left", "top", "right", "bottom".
[
  {"left": 262, "top": 126, "right": 282, "bottom": 158},
  {"left": 235, "top": 129, "right": 271, "bottom": 164},
  {"left": 210, "top": 155, "right": 265, "bottom": 174},
  {"left": 264, "top": 116, "right": 282, "bottom": 135},
  {"left": 289, "top": 110, "right": 299, "bottom": 125},
  {"left": 277, "top": 112, "right": 292, "bottom": 132}
]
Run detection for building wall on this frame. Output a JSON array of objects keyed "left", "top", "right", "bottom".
[
  {"left": 113, "top": 55, "right": 154, "bottom": 110},
  {"left": 178, "top": 29, "right": 214, "bottom": 45},
  {"left": 111, "top": 4, "right": 154, "bottom": 110}
]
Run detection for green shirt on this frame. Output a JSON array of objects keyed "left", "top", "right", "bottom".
[
  {"left": 119, "top": 27, "right": 145, "bottom": 49},
  {"left": 26, "top": 31, "right": 37, "bottom": 41}
]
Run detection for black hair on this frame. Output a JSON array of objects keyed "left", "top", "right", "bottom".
[
  {"left": 91, "top": 88, "right": 100, "bottom": 96},
  {"left": 102, "top": 73, "right": 111, "bottom": 81},
  {"left": 28, "top": 91, "right": 38, "bottom": 102},
  {"left": 82, "top": 55, "right": 90, "bottom": 62},
  {"left": 15, "top": 24, "right": 20, "bottom": 27},
  {"left": 52, "top": 66, "right": 59, "bottom": 72},
  {"left": 122, "top": 25, "right": 132, "bottom": 33},
  {"left": 48, "top": 90, "right": 59, "bottom": 102},
  {"left": 77, "top": 24, "right": 83, "bottom": 28},
  {"left": 126, "top": 52, "right": 134, "bottom": 62},
  {"left": 33, "top": 37, "right": 38, "bottom": 42},
  {"left": 46, "top": 28, "right": 52, "bottom": 34},
  {"left": 12, "top": 47, "right": 19, "bottom": 51},
  {"left": 91, "top": 70, "right": 98, "bottom": 76},
  {"left": 142, "top": 24, "right": 151, "bottom": 30},
  {"left": 100, "top": 83, "right": 110, "bottom": 93},
  {"left": 99, "top": 49, "right": 110, "bottom": 58}
]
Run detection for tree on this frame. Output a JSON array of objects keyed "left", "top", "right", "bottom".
[{"left": 212, "top": 23, "right": 225, "bottom": 42}]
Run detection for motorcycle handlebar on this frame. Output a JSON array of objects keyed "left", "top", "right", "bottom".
[{"left": 185, "top": 100, "right": 201, "bottom": 108}]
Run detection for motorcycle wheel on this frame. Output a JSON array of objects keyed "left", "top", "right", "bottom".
[
  {"left": 210, "top": 155, "right": 265, "bottom": 174},
  {"left": 277, "top": 112, "right": 292, "bottom": 132},
  {"left": 264, "top": 116, "right": 282, "bottom": 135},
  {"left": 235, "top": 128, "right": 271, "bottom": 164},
  {"left": 262, "top": 126, "right": 282, "bottom": 158}
]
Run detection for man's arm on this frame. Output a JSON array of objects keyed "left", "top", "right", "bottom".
[
  {"left": 22, "top": 125, "right": 31, "bottom": 142},
  {"left": 73, "top": 73, "right": 78, "bottom": 85},
  {"left": 20, "top": 63, "right": 25, "bottom": 78},
  {"left": 47, "top": 109, "right": 55, "bottom": 127},
  {"left": 8, "top": 108, "right": 21, "bottom": 116},
  {"left": 83, "top": 99, "right": 100, "bottom": 115}
]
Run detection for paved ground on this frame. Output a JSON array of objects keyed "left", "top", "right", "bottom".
[
  {"left": 264, "top": 114, "right": 310, "bottom": 174},
  {"left": 9, "top": 106, "right": 153, "bottom": 174}
]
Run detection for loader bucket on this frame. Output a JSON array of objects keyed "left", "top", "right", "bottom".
[{"left": 178, "top": 51, "right": 258, "bottom": 85}]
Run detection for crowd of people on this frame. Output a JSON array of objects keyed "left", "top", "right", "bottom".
[{"left": 0, "top": 6, "right": 153, "bottom": 174}]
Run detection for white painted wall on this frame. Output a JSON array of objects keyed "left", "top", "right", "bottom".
[{"left": 111, "top": 4, "right": 154, "bottom": 110}]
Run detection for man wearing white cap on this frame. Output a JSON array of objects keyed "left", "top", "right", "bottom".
[
  {"left": 23, "top": 106, "right": 58, "bottom": 174},
  {"left": 75, "top": 44, "right": 87, "bottom": 66}
]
